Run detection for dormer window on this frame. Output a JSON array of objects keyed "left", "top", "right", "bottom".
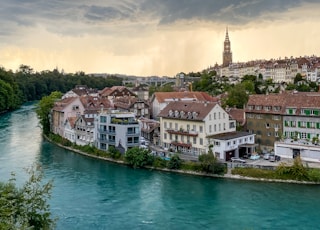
[
  {"left": 265, "top": 106, "right": 271, "bottom": 111},
  {"left": 248, "top": 105, "right": 254, "bottom": 110},
  {"left": 256, "top": 105, "right": 262, "bottom": 110}
]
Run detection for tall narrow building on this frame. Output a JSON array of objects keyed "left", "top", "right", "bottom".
[{"left": 223, "top": 27, "right": 232, "bottom": 67}]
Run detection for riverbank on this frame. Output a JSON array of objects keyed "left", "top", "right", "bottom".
[{"left": 44, "top": 135, "right": 320, "bottom": 185}]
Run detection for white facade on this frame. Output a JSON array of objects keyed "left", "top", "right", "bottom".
[
  {"left": 211, "top": 133, "right": 255, "bottom": 160},
  {"left": 275, "top": 140, "right": 320, "bottom": 162},
  {"left": 95, "top": 111, "right": 140, "bottom": 152}
]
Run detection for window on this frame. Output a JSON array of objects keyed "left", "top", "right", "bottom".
[
  {"left": 193, "top": 125, "right": 196, "bottom": 131},
  {"left": 209, "top": 125, "right": 212, "bottom": 132},
  {"left": 169, "top": 134, "right": 172, "bottom": 140},
  {"left": 256, "top": 105, "right": 262, "bottom": 110},
  {"left": 247, "top": 113, "right": 254, "bottom": 118},
  {"left": 200, "top": 138, "right": 203, "bottom": 145},
  {"left": 215, "top": 141, "right": 220, "bottom": 146},
  {"left": 100, "top": 116, "right": 107, "bottom": 123},
  {"left": 248, "top": 105, "right": 254, "bottom": 110},
  {"left": 219, "top": 124, "right": 221, "bottom": 131},
  {"left": 214, "top": 113, "right": 216, "bottom": 119},
  {"left": 256, "top": 114, "right": 263, "bottom": 119},
  {"left": 267, "top": 132, "right": 272, "bottom": 137},
  {"left": 175, "top": 123, "right": 178, "bottom": 130},
  {"left": 227, "top": 141, "right": 230, "bottom": 146},
  {"left": 169, "top": 122, "right": 172, "bottom": 128},
  {"left": 274, "top": 106, "right": 280, "bottom": 111},
  {"left": 209, "top": 114, "right": 212, "bottom": 120},
  {"left": 224, "top": 123, "right": 226, "bottom": 130},
  {"left": 219, "top": 112, "right": 221, "bottom": 119},
  {"left": 214, "top": 124, "right": 217, "bottom": 132},
  {"left": 275, "top": 132, "right": 279, "bottom": 137},
  {"left": 273, "top": 115, "right": 280, "bottom": 120},
  {"left": 164, "top": 122, "right": 167, "bottom": 129},
  {"left": 233, "top": 140, "right": 236, "bottom": 145},
  {"left": 193, "top": 137, "right": 196, "bottom": 144},
  {"left": 265, "top": 106, "right": 272, "bottom": 111},
  {"left": 200, "top": 126, "right": 203, "bottom": 133},
  {"left": 266, "top": 123, "right": 270, "bottom": 128},
  {"left": 223, "top": 113, "right": 226, "bottom": 119},
  {"left": 187, "top": 124, "right": 190, "bottom": 131}
]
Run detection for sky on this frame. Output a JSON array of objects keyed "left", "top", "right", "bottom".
[{"left": 0, "top": 0, "right": 320, "bottom": 77}]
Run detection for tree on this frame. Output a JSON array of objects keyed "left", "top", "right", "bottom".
[
  {"left": 198, "top": 150, "right": 217, "bottom": 173},
  {"left": 167, "top": 154, "right": 182, "bottom": 170},
  {"left": 36, "top": 91, "right": 62, "bottom": 134},
  {"left": 224, "top": 83, "right": 249, "bottom": 108},
  {"left": 294, "top": 73, "right": 303, "bottom": 84},
  {"left": 0, "top": 164, "right": 56, "bottom": 229},
  {"left": 125, "top": 147, "right": 153, "bottom": 168}
]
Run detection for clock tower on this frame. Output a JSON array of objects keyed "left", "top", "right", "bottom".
[{"left": 223, "top": 27, "right": 232, "bottom": 67}]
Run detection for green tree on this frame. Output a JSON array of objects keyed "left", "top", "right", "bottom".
[
  {"left": 224, "top": 83, "right": 249, "bottom": 108},
  {"left": 36, "top": 91, "right": 62, "bottom": 134},
  {"left": 125, "top": 147, "right": 153, "bottom": 168},
  {"left": 294, "top": 73, "right": 303, "bottom": 84},
  {"left": 0, "top": 164, "right": 56, "bottom": 229},
  {"left": 167, "top": 154, "right": 182, "bottom": 170},
  {"left": 198, "top": 150, "right": 217, "bottom": 173}
]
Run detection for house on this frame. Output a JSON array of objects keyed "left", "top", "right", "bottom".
[
  {"left": 62, "top": 85, "right": 98, "bottom": 99},
  {"left": 150, "top": 91, "right": 219, "bottom": 119},
  {"left": 131, "top": 84, "right": 149, "bottom": 100},
  {"left": 64, "top": 117, "right": 77, "bottom": 143},
  {"left": 246, "top": 91, "right": 320, "bottom": 154},
  {"left": 113, "top": 97, "right": 150, "bottom": 118},
  {"left": 51, "top": 97, "right": 85, "bottom": 136},
  {"left": 139, "top": 117, "right": 160, "bottom": 145},
  {"left": 208, "top": 131, "right": 256, "bottom": 161},
  {"left": 158, "top": 101, "right": 240, "bottom": 159},
  {"left": 94, "top": 110, "right": 140, "bottom": 153},
  {"left": 74, "top": 114, "right": 95, "bottom": 146},
  {"left": 226, "top": 107, "right": 246, "bottom": 130},
  {"left": 99, "top": 86, "right": 136, "bottom": 101}
]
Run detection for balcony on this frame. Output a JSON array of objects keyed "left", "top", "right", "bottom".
[
  {"left": 127, "top": 141, "right": 140, "bottom": 147},
  {"left": 126, "top": 131, "right": 140, "bottom": 136},
  {"left": 99, "top": 128, "right": 116, "bottom": 134},
  {"left": 166, "top": 129, "right": 198, "bottom": 137},
  {"left": 171, "top": 141, "right": 192, "bottom": 148},
  {"left": 98, "top": 138, "right": 115, "bottom": 145},
  {"left": 111, "top": 118, "right": 139, "bottom": 125}
]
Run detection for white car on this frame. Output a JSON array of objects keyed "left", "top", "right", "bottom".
[{"left": 231, "top": 157, "right": 246, "bottom": 163}]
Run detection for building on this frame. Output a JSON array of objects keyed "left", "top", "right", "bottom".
[
  {"left": 139, "top": 117, "right": 160, "bottom": 145},
  {"left": 95, "top": 110, "right": 140, "bottom": 153},
  {"left": 74, "top": 114, "right": 95, "bottom": 146},
  {"left": 246, "top": 91, "right": 320, "bottom": 154},
  {"left": 51, "top": 97, "right": 85, "bottom": 136},
  {"left": 158, "top": 101, "right": 239, "bottom": 158},
  {"left": 222, "top": 27, "right": 232, "bottom": 67},
  {"left": 151, "top": 91, "right": 218, "bottom": 119},
  {"left": 113, "top": 97, "right": 150, "bottom": 119}
]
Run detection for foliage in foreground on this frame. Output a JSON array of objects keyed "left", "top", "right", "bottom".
[
  {"left": 232, "top": 157, "right": 320, "bottom": 182},
  {"left": 0, "top": 164, "right": 56, "bottom": 230}
]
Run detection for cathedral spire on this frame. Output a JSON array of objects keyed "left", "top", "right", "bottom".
[{"left": 223, "top": 27, "right": 232, "bottom": 67}]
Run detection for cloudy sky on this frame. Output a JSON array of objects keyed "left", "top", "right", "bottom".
[{"left": 0, "top": 0, "right": 319, "bottom": 76}]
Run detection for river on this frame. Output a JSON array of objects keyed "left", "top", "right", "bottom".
[{"left": 0, "top": 103, "right": 320, "bottom": 230}]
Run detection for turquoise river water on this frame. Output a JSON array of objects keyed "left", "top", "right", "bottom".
[{"left": 0, "top": 103, "right": 320, "bottom": 230}]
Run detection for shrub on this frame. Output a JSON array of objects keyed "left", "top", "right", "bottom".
[{"left": 167, "top": 154, "right": 182, "bottom": 170}]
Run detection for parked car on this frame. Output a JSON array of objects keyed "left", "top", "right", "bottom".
[
  {"left": 250, "top": 154, "right": 260, "bottom": 160},
  {"left": 231, "top": 157, "right": 246, "bottom": 163},
  {"left": 263, "top": 153, "right": 270, "bottom": 160},
  {"left": 269, "top": 154, "right": 281, "bottom": 162}
]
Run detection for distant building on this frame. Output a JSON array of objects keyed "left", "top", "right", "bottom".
[{"left": 222, "top": 27, "right": 232, "bottom": 67}]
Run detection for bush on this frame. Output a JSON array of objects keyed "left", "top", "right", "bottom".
[
  {"left": 167, "top": 154, "right": 182, "bottom": 170},
  {"left": 307, "top": 169, "right": 320, "bottom": 182},
  {"left": 152, "top": 157, "right": 167, "bottom": 168},
  {"left": 125, "top": 147, "right": 154, "bottom": 168},
  {"left": 180, "top": 161, "right": 202, "bottom": 172}
]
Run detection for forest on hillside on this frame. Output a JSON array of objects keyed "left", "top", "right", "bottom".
[{"left": 0, "top": 65, "right": 122, "bottom": 113}]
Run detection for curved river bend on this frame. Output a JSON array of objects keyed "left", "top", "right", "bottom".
[{"left": 1, "top": 103, "right": 320, "bottom": 230}]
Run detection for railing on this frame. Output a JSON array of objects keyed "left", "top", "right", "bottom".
[
  {"left": 166, "top": 129, "right": 198, "bottom": 136},
  {"left": 99, "top": 129, "right": 116, "bottom": 134},
  {"left": 126, "top": 132, "right": 139, "bottom": 136},
  {"left": 98, "top": 138, "right": 115, "bottom": 144}
]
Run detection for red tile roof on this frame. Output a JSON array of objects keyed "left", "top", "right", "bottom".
[
  {"left": 154, "top": 91, "right": 218, "bottom": 103},
  {"left": 158, "top": 101, "right": 217, "bottom": 121}
]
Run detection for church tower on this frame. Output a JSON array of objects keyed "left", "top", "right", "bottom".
[{"left": 223, "top": 27, "right": 232, "bottom": 67}]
